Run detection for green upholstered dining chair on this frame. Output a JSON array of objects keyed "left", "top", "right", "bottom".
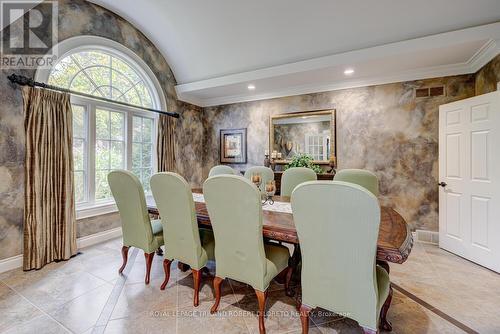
[
  {"left": 291, "top": 181, "right": 392, "bottom": 334},
  {"left": 150, "top": 172, "right": 215, "bottom": 306},
  {"left": 334, "top": 169, "right": 380, "bottom": 196},
  {"left": 280, "top": 167, "right": 317, "bottom": 196},
  {"left": 203, "top": 175, "right": 292, "bottom": 334},
  {"left": 244, "top": 166, "right": 275, "bottom": 193},
  {"left": 108, "top": 170, "right": 164, "bottom": 285},
  {"left": 208, "top": 165, "right": 238, "bottom": 177}
]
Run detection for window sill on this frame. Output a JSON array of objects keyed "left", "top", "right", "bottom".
[{"left": 76, "top": 201, "right": 118, "bottom": 220}]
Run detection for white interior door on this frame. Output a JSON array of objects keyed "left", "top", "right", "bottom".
[{"left": 439, "top": 91, "right": 500, "bottom": 272}]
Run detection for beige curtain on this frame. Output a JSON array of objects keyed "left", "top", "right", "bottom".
[
  {"left": 23, "top": 86, "right": 77, "bottom": 270},
  {"left": 157, "top": 114, "right": 176, "bottom": 172}
]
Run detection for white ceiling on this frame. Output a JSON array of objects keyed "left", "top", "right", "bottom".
[{"left": 89, "top": 0, "right": 500, "bottom": 106}]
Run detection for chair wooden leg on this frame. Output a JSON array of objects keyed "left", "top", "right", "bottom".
[
  {"left": 160, "top": 259, "right": 172, "bottom": 290},
  {"left": 379, "top": 285, "right": 393, "bottom": 331},
  {"left": 255, "top": 289, "right": 268, "bottom": 334},
  {"left": 192, "top": 269, "right": 202, "bottom": 307},
  {"left": 284, "top": 266, "right": 294, "bottom": 297},
  {"left": 210, "top": 276, "right": 224, "bottom": 313},
  {"left": 118, "top": 246, "right": 129, "bottom": 274},
  {"left": 299, "top": 304, "right": 312, "bottom": 334},
  {"left": 144, "top": 252, "right": 154, "bottom": 284},
  {"left": 156, "top": 247, "right": 163, "bottom": 256}
]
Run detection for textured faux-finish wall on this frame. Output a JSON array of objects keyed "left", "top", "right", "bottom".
[
  {"left": 0, "top": 0, "right": 203, "bottom": 260},
  {"left": 475, "top": 54, "right": 500, "bottom": 95},
  {"left": 203, "top": 75, "right": 477, "bottom": 232}
]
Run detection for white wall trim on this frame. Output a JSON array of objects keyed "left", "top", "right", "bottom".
[
  {"left": 0, "top": 227, "right": 122, "bottom": 274},
  {"left": 76, "top": 227, "right": 122, "bottom": 249},
  {"left": 176, "top": 22, "right": 500, "bottom": 107}
]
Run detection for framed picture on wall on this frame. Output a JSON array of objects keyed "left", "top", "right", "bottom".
[{"left": 220, "top": 128, "right": 247, "bottom": 164}]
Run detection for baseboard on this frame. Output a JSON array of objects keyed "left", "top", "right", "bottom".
[
  {"left": 0, "top": 227, "right": 122, "bottom": 274},
  {"left": 76, "top": 227, "right": 122, "bottom": 249},
  {"left": 415, "top": 229, "right": 439, "bottom": 245},
  {"left": 0, "top": 255, "right": 23, "bottom": 274}
]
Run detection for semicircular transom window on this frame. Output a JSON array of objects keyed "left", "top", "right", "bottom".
[{"left": 48, "top": 50, "right": 155, "bottom": 108}]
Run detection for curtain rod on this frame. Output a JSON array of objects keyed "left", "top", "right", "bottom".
[{"left": 7, "top": 74, "right": 180, "bottom": 119}]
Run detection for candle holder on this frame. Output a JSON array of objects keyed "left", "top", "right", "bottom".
[
  {"left": 251, "top": 173, "right": 262, "bottom": 191},
  {"left": 262, "top": 180, "right": 276, "bottom": 205}
]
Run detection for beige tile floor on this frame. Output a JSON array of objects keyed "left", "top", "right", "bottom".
[{"left": 0, "top": 238, "right": 498, "bottom": 334}]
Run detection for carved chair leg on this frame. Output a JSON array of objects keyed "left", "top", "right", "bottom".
[
  {"left": 255, "top": 289, "right": 268, "bottom": 334},
  {"left": 144, "top": 252, "right": 154, "bottom": 284},
  {"left": 284, "top": 266, "right": 294, "bottom": 297},
  {"left": 118, "top": 246, "right": 129, "bottom": 274},
  {"left": 299, "top": 304, "right": 312, "bottom": 334},
  {"left": 379, "top": 285, "right": 393, "bottom": 331},
  {"left": 156, "top": 247, "right": 163, "bottom": 256},
  {"left": 192, "top": 269, "right": 202, "bottom": 307},
  {"left": 160, "top": 259, "right": 172, "bottom": 290},
  {"left": 210, "top": 276, "right": 224, "bottom": 314}
]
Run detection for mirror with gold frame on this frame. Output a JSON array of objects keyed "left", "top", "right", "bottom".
[{"left": 269, "top": 109, "right": 336, "bottom": 165}]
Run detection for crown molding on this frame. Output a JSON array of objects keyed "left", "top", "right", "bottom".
[{"left": 176, "top": 23, "right": 500, "bottom": 107}]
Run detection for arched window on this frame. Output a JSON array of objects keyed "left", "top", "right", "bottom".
[
  {"left": 48, "top": 50, "right": 155, "bottom": 108},
  {"left": 44, "top": 39, "right": 163, "bottom": 213}
]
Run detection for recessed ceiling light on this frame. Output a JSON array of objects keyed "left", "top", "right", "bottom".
[
  {"left": 344, "top": 68, "right": 354, "bottom": 75},
  {"left": 247, "top": 84, "right": 256, "bottom": 90}
]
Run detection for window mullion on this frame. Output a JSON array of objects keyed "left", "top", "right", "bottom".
[
  {"left": 126, "top": 111, "right": 133, "bottom": 172},
  {"left": 88, "top": 103, "right": 97, "bottom": 206}
]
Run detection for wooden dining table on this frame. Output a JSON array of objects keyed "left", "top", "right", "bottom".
[{"left": 146, "top": 188, "right": 413, "bottom": 273}]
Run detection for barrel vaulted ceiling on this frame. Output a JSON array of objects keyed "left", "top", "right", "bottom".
[{"left": 87, "top": 1, "right": 500, "bottom": 105}]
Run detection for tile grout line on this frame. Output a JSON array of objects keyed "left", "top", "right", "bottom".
[
  {"left": 0, "top": 280, "right": 75, "bottom": 334},
  {"left": 91, "top": 247, "right": 139, "bottom": 334},
  {"left": 392, "top": 283, "right": 479, "bottom": 334}
]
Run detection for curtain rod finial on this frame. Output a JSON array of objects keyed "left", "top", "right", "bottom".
[{"left": 8, "top": 73, "right": 35, "bottom": 87}]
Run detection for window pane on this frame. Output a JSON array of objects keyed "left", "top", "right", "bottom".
[
  {"left": 72, "top": 105, "right": 86, "bottom": 138},
  {"left": 142, "top": 118, "right": 153, "bottom": 143},
  {"left": 96, "top": 109, "right": 110, "bottom": 139},
  {"left": 110, "top": 112, "right": 124, "bottom": 140},
  {"left": 110, "top": 142, "right": 124, "bottom": 169},
  {"left": 111, "top": 69, "right": 134, "bottom": 95},
  {"left": 133, "top": 116, "right": 142, "bottom": 142},
  {"left": 142, "top": 168, "right": 152, "bottom": 192},
  {"left": 86, "top": 66, "right": 111, "bottom": 98},
  {"left": 95, "top": 170, "right": 111, "bottom": 200},
  {"left": 74, "top": 171, "right": 85, "bottom": 203},
  {"left": 132, "top": 143, "right": 142, "bottom": 168},
  {"left": 70, "top": 72, "right": 96, "bottom": 95},
  {"left": 73, "top": 139, "right": 84, "bottom": 170},
  {"left": 96, "top": 140, "right": 110, "bottom": 170},
  {"left": 142, "top": 143, "right": 152, "bottom": 168}
]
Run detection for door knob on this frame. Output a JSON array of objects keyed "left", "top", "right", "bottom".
[{"left": 438, "top": 182, "right": 447, "bottom": 188}]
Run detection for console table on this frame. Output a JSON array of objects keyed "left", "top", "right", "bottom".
[{"left": 273, "top": 171, "right": 334, "bottom": 195}]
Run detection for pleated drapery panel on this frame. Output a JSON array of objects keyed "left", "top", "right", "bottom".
[
  {"left": 157, "top": 113, "right": 176, "bottom": 172},
  {"left": 22, "top": 86, "right": 77, "bottom": 270}
]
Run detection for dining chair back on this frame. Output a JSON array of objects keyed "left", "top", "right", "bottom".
[
  {"left": 204, "top": 175, "right": 292, "bottom": 333},
  {"left": 244, "top": 166, "right": 274, "bottom": 193},
  {"left": 208, "top": 165, "right": 238, "bottom": 177},
  {"left": 108, "top": 170, "right": 164, "bottom": 284},
  {"left": 151, "top": 172, "right": 206, "bottom": 269},
  {"left": 204, "top": 175, "right": 268, "bottom": 289},
  {"left": 108, "top": 170, "right": 160, "bottom": 253},
  {"left": 334, "top": 169, "right": 379, "bottom": 196},
  {"left": 151, "top": 172, "right": 215, "bottom": 306},
  {"left": 280, "top": 167, "right": 317, "bottom": 196},
  {"left": 291, "top": 181, "right": 390, "bottom": 333}
]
